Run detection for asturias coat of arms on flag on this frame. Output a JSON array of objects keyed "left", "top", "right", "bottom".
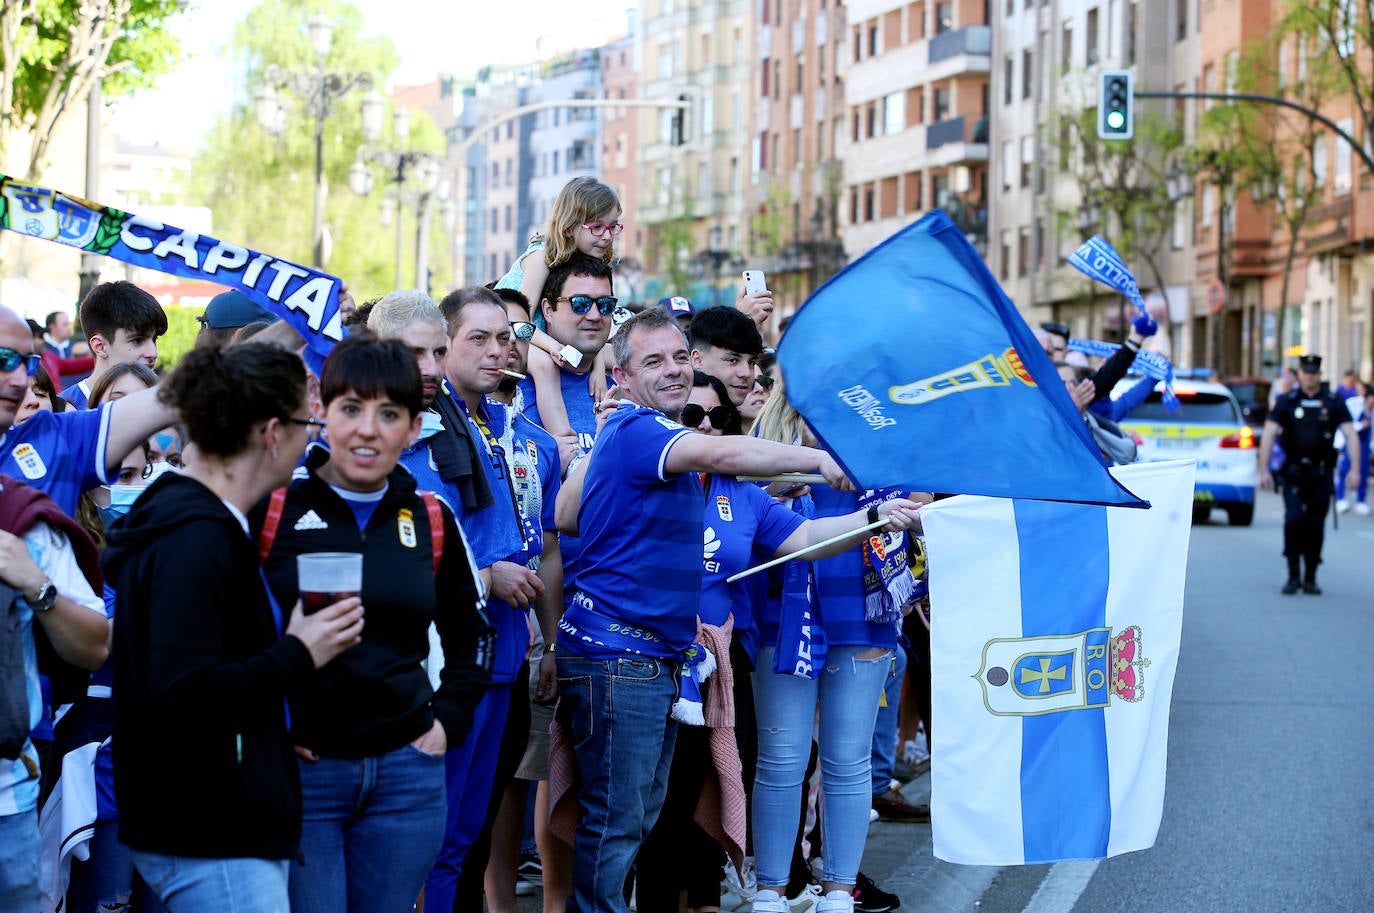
[{"left": 976, "top": 625, "right": 1148, "bottom": 716}]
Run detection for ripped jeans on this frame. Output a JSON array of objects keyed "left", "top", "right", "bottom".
[{"left": 751, "top": 645, "right": 891, "bottom": 889}]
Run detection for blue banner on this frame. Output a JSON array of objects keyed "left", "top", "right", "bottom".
[
  {"left": 776, "top": 210, "right": 1145, "bottom": 507},
  {"left": 1066, "top": 235, "right": 1145, "bottom": 312},
  {"left": 1069, "top": 337, "right": 1179, "bottom": 411},
  {"left": 0, "top": 174, "right": 344, "bottom": 368}
]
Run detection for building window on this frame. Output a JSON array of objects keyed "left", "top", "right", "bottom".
[
  {"left": 1034, "top": 217, "right": 1046, "bottom": 268},
  {"left": 1313, "top": 136, "right": 1328, "bottom": 187},
  {"left": 853, "top": 26, "right": 863, "bottom": 62},
  {"left": 850, "top": 186, "right": 860, "bottom": 223},
  {"left": 1020, "top": 136, "right": 1034, "bottom": 187},
  {"left": 1126, "top": 1, "right": 1138, "bottom": 64},
  {"left": 1061, "top": 24, "right": 1073, "bottom": 68},
  {"left": 853, "top": 108, "right": 862, "bottom": 142},
  {"left": 1087, "top": 8, "right": 1099, "bottom": 63},
  {"left": 884, "top": 91, "right": 905, "bottom": 133},
  {"left": 864, "top": 184, "right": 876, "bottom": 221},
  {"left": 1022, "top": 49, "right": 1033, "bottom": 99},
  {"left": 867, "top": 103, "right": 878, "bottom": 137},
  {"left": 1018, "top": 226, "right": 1031, "bottom": 276},
  {"left": 774, "top": 61, "right": 782, "bottom": 99},
  {"left": 999, "top": 230, "right": 1011, "bottom": 280},
  {"left": 936, "top": 2, "right": 953, "bottom": 33},
  {"left": 1003, "top": 55, "right": 1014, "bottom": 105},
  {"left": 504, "top": 206, "right": 512, "bottom": 232},
  {"left": 869, "top": 23, "right": 880, "bottom": 55},
  {"left": 1001, "top": 141, "right": 1015, "bottom": 191},
  {"left": 933, "top": 86, "right": 950, "bottom": 121},
  {"left": 1334, "top": 117, "right": 1353, "bottom": 193},
  {"left": 1176, "top": 0, "right": 1187, "bottom": 41},
  {"left": 761, "top": 58, "right": 770, "bottom": 96}
]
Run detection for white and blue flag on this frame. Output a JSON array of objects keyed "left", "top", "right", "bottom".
[{"left": 921, "top": 460, "right": 1194, "bottom": 865}]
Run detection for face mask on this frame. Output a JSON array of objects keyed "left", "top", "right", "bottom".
[
  {"left": 145, "top": 461, "right": 177, "bottom": 485},
  {"left": 98, "top": 484, "right": 144, "bottom": 526}
]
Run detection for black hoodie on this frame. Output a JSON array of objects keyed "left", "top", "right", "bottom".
[{"left": 103, "top": 472, "right": 315, "bottom": 860}]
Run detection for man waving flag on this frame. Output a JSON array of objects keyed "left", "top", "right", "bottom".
[{"left": 777, "top": 210, "right": 1144, "bottom": 506}]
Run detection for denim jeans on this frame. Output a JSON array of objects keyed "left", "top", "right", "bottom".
[
  {"left": 290, "top": 742, "right": 447, "bottom": 913},
  {"left": 66, "top": 818, "right": 134, "bottom": 913},
  {"left": 556, "top": 653, "right": 679, "bottom": 913},
  {"left": 130, "top": 852, "right": 288, "bottom": 913},
  {"left": 871, "top": 647, "right": 905, "bottom": 795},
  {"left": 424, "top": 681, "right": 513, "bottom": 913},
  {"left": 752, "top": 645, "right": 890, "bottom": 888},
  {"left": 0, "top": 809, "right": 40, "bottom": 913}
]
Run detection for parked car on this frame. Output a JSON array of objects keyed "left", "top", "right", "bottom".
[
  {"left": 1115, "top": 379, "right": 1259, "bottom": 526},
  {"left": 1223, "top": 376, "right": 1273, "bottom": 432}
]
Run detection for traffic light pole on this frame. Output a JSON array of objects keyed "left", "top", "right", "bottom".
[{"left": 1134, "top": 90, "right": 1374, "bottom": 173}]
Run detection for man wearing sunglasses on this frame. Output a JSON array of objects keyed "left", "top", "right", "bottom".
[
  {"left": 688, "top": 306, "right": 765, "bottom": 408},
  {"left": 0, "top": 306, "right": 179, "bottom": 517}
]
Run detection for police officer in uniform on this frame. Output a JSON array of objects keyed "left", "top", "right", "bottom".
[{"left": 1258, "top": 354, "right": 1360, "bottom": 594}]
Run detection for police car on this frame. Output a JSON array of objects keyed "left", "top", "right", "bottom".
[{"left": 1115, "top": 378, "right": 1259, "bottom": 526}]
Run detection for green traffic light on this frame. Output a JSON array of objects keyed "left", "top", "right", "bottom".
[{"left": 1106, "top": 111, "right": 1125, "bottom": 130}]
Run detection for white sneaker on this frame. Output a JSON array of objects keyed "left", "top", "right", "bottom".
[
  {"left": 815, "top": 889, "right": 856, "bottom": 913},
  {"left": 752, "top": 889, "right": 790, "bottom": 913},
  {"left": 724, "top": 856, "right": 757, "bottom": 903},
  {"left": 789, "top": 884, "right": 825, "bottom": 912},
  {"left": 1337, "top": 499, "right": 1351, "bottom": 513},
  {"left": 1356, "top": 502, "right": 1372, "bottom": 516},
  {"left": 868, "top": 807, "right": 880, "bottom": 824},
  {"left": 515, "top": 879, "right": 537, "bottom": 896}
]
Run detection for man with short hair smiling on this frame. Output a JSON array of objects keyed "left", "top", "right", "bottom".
[
  {"left": 551, "top": 307, "right": 858, "bottom": 913},
  {"left": 688, "top": 305, "right": 764, "bottom": 407},
  {"left": 63, "top": 281, "right": 167, "bottom": 409}
]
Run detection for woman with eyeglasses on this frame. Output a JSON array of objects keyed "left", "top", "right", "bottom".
[
  {"left": 739, "top": 353, "right": 778, "bottom": 433},
  {"left": 104, "top": 342, "right": 365, "bottom": 912},
  {"left": 251, "top": 334, "right": 492, "bottom": 913},
  {"left": 633, "top": 372, "right": 920, "bottom": 913}
]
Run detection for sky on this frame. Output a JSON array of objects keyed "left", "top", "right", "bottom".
[{"left": 111, "top": 0, "right": 635, "bottom": 149}]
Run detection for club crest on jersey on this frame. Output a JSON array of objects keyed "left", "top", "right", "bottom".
[
  {"left": 397, "top": 508, "right": 418, "bottom": 549},
  {"left": 888, "top": 347, "right": 1036, "bottom": 406},
  {"left": 716, "top": 496, "right": 733, "bottom": 521},
  {"left": 527, "top": 440, "right": 538, "bottom": 464},
  {"left": 11, "top": 443, "right": 46, "bottom": 480},
  {"left": 975, "top": 625, "right": 1148, "bottom": 717}
]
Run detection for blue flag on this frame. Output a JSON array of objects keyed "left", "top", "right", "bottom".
[
  {"left": 777, "top": 210, "right": 1145, "bottom": 507},
  {"left": 0, "top": 174, "right": 345, "bottom": 370}
]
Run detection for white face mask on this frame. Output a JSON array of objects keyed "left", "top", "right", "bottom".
[{"left": 144, "top": 461, "right": 178, "bottom": 485}]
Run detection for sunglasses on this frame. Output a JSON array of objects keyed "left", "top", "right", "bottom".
[
  {"left": 582, "top": 221, "right": 624, "bottom": 238},
  {"left": 0, "top": 347, "right": 41, "bottom": 376},
  {"left": 681, "top": 403, "right": 734, "bottom": 430},
  {"left": 510, "top": 321, "right": 537, "bottom": 341},
  {"left": 556, "top": 295, "right": 618, "bottom": 316},
  {"left": 754, "top": 374, "right": 776, "bottom": 391}
]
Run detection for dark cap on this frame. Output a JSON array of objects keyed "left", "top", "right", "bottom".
[
  {"left": 198, "top": 291, "right": 276, "bottom": 329},
  {"left": 25, "top": 318, "right": 43, "bottom": 336},
  {"left": 1298, "top": 354, "right": 1322, "bottom": 373},
  {"left": 658, "top": 296, "right": 694, "bottom": 318},
  {"left": 1041, "top": 321, "right": 1071, "bottom": 339}
]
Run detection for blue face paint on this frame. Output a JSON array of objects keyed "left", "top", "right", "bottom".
[{"left": 154, "top": 432, "right": 178, "bottom": 453}]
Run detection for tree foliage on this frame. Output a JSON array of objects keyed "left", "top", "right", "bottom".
[
  {"left": 190, "top": 0, "right": 450, "bottom": 298},
  {"left": 1277, "top": 0, "right": 1374, "bottom": 173},
  {"left": 0, "top": 0, "right": 186, "bottom": 178}
]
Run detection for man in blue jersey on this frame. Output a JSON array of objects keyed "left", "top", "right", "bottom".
[
  {"left": 553, "top": 307, "right": 852, "bottom": 913},
  {"left": 0, "top": 306, "right": 178, "bottom": 516},
  {"left": 61, "top": 282, "right": 166, "bottom": 409}
]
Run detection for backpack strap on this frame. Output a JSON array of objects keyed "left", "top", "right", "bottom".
[
  {"left": 258, "top": 487, "right": 288, "bottom": 565},
  {"left": 422, "top": 491, "right": 444, "bottom": 575}
]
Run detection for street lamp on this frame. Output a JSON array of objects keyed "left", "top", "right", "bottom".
[
  {"left": 698, "top": 225, "right": 737, "bottom": 308},
  {"left": 254, "top": 16, "right": 374, "bottom": 268},
  {"left": 351, "top": 106, "right": 447, "bottom": 290}
]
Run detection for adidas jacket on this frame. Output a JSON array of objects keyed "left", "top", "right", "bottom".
[{"left": 251, "top": 459, "right": 493, "bottom": 759}]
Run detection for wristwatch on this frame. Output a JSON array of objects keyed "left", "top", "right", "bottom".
[
  {"left": 29, "top": 578, "right": 57, "bottom": 613},
  {"left": 543, "top": 641, "right": 557, "bottom": 655}
]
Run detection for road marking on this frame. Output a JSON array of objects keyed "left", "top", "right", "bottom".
[{"left": 1022, "top": 859, "right": 1099, "bottom": 913}]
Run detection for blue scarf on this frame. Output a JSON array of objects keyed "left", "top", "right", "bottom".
[
  {"left": 671, "top": 641, "right": 717, "bottom": 726},
  {"left": 557, "top": 594, "right": 677, "bottom": 660},
  {"left": 859, "top": 489, "right": 917, "bottom": 623},
  {"left": 1068, "top": 337, "right": 1179, "bottom": 412},
  {"left": 773, "top": 496, "right": 828, "bottom": 678}
]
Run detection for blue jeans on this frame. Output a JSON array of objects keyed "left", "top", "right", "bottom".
[
  {"left": 752, "top": 645, "right": 891, "bottom": 888},
  {"left": 290, "top": 742, "right": 447, "bottom": 913},
  {"left": 130, "top": 852, "right": 288, "bottom": 913},
  {"left": 0, "top": 809, "right": 40, "bottom": 913},
  {"left": 1336, "top": 430, "right": 1371, "bottom": 502},
  {"left": 871, "top": 648, "right": 905, "bottom": 795},
  {"left": 66, "top": 818, "right": 134, "bottom": 913},
  {"left": 556, "top": 653, "right": 679, "bottom": 913},
  {"left": 424, "top": 681, "right": 513, "bottom": 913}
]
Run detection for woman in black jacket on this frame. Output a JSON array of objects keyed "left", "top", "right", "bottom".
[
  {"left": 252, "top": 334, "right": 492, "bottom": 913},
  {"left": 104, "top": 343, "right": 363, "bottom": 912}
]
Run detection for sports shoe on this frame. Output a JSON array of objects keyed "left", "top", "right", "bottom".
[
  {"left": 515, "top": 878, "right": 537, "bottom": 896},
  {"left": 1356, "top": 502, "right": 1372, "bottom": 516},
  {"left": 518, "top": 855, "right": 543, "bottom": 880},
  {"left": 872, "top": 787, "right": 931, "bottom": 822},
  {"left": 1337, "top": 499, "right": 1350, "bottom": 513},
  {"left": 725, "top": 856, "right": 757, "bottom": 903},
  {"left": 815, "top": 889, "right": 856, "bottom": 913},
  {"left": 853, "top": 873, "right": 900, "bottom": 913},
  {"left": 789, "top": 884, "right": 825, "bottom": 912},
  {"left": 868, "top": 807, "right": 880, "bottom": 823},
  {"left": 753, "top": 889, "right": 792, "bottom": 912}
]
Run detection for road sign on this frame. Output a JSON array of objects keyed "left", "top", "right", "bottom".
[{"left": 1206, "top": 279, "right": 1226, "bottom": 314}]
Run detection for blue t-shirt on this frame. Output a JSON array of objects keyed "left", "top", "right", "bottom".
[
  {"left": 564, "top": 405, "right": 701, "bottom": 655},
  {"left": 700, "top": 475, "right": 805, "bottom": 657},
  {"left": 330, "top": 482, "right": 387, "bottom": 530},
  {"left": 0, "top": 405, "right": 111, "bottom": 515},
  {"left": 518, "top": 366, "right": 610, "bottom": 598},
  {"left": 809, "top": 485, "right": 899, "bottom": 649},
  {"left": 60, "top": 379, "right": 91, "bottom": 410}
]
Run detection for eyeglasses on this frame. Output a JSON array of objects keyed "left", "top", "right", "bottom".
[
  {"left": 754, "top": 374, "right": 776, "bottom": 391},
  {"left": 0, "top": 347, "right": 41, "bottom": 376},
  {"left": 581, "top": 221, "right": 624, "bottom": 238},
  {"left": 282, "top": 415, "right": 327, "bottom": 439},
  {"left": 681, "top": 403, "right": 735, "bottom": 430},
  {"left": 556, "top": 295, "right": 618, "bottom": 316}
]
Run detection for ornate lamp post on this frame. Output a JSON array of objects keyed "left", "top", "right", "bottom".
[{"left": 254, "top": 15, "right": 374, "bottom": 269}]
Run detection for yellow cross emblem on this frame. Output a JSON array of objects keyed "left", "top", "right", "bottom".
[{"left": 1020, "top": 658, "right": 1067, "bottom": 693}]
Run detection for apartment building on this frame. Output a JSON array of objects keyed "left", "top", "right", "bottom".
[
  {"left": 744, "top": 0, "right": 850, "bottom": 316},
  {"left": 468, "top": 67, "right": 535, "bottom": 285},
  {"left": 636, "top": 0, "right": 754, "bottom": 304},
  {"left": 601, "top": 32, "right": 643, "bottom": 272},
  {"left": 525, "top": 50, "right": 604, "bottom": 250},
  {"left": 841, "top": 0, "right": 991, "bottom": 277}
]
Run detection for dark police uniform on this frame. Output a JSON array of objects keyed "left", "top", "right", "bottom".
[{"left": 1268, "top": 384, "right": 1351, "bottom": 590}]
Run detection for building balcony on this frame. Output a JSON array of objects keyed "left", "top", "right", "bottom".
[
  {"left": 928, "top": 26, "right": 991, "bottom": 64},
  {"left": 925, "top": 115, "right": 990, "bottom": 168}
]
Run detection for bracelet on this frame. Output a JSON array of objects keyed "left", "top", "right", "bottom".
[
  {"left": 867, "top": 505, "right": 881, "bottom": 525},
  {"left": 543, "top": 641, "right": 557, "bottom": 655},
  {"left": 1124, "top": 338, "right": 1140, "bottom": 352}
]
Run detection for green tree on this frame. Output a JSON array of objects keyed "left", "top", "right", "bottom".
[
  {"left": 1277, "top": 0, "right": 1374, "bottom": 177},
  {"left": 0, "top": 0, "right": 186, "bottom": 178},
  {"left": 156, "top": 304, "right": 201, "bottom": 370},
  {"left": 191, "top": 0, "right": 448, "bottom": 297}
]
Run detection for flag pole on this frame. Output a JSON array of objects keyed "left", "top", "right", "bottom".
[{"left": 726, "top": 517, "right": 887, "bottom": 583}]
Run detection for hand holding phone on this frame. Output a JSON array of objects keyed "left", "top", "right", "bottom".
[{"left": 742, "top": 270, "right": 767, "bottom": 295}]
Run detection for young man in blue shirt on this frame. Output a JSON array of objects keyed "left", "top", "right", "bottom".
[
  {"left": 62, "top": 282, "right": 166, "bottom": 409},
  {"left": 552, "top": 307, "right": 854, "bottom": 913}
]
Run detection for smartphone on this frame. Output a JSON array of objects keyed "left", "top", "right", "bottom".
[{"left": 743, "top": 269, "right": 767, "bottom": 295}]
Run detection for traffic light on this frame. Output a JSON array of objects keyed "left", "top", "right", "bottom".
[{"left": 1097, "top": 69, "right": 1134, "bottom": 141}]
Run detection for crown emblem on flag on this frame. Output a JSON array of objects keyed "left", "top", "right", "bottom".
[{"left": 1110, "top": 625, "right": 1148, "bottom": 702}]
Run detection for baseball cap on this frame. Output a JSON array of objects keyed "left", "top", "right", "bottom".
[
  {"left": 1297, "top": 354, "right": 1322, "bottom": 373},
  {"left": 658, "top": 296, "right": 694, "bottom": 318},
  {"left": 198, "top": 291, "right": 276, "bottom": 329}
]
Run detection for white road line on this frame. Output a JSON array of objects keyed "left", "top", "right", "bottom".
[{"left": 1022, "top": 859, "right": 1100, "bottom": 913}]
